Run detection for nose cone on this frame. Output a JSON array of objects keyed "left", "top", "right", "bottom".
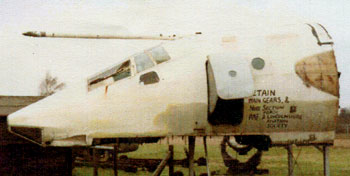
[
  {"left": 7, "top": 94, "right": 65, "bottom": 145},
  {"left": 8, "top": 93, "right": 66, "bottom": 129},
  {"left": 7, "top": 84, "right": 88, "bottom": 146},
  {"left": 22, "top": 31, "right": 41, "bottom": 37},
  {"left": 8, "top": 106, "right": 46, "bottom": 145}
]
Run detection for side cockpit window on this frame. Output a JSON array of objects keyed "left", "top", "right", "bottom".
[
  {"left": 112, "top": 60, "right": 131, "bottom": 81},
  {"left": 140, "top": 71, "right": 160, "bottom": 85},
  {"left": 88, "top": 60, "right": 131, "bottom": 91}
]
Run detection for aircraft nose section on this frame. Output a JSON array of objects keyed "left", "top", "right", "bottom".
[
  {"left": 8, "top": 109, "right": 55, "bottom": 145},
  {"left": 7, "top": 86, "right": 91, "bottom": 146},
  {"left": 8, "top": 106, "right": 83, "bottom": 146},
  {"left": 9, "top": 126, "right": 43, "bottom": 144},
  {"left": 7, "top": 94, "right": 73, "bottom": 145}
]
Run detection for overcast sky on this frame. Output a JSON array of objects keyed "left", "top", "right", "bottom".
[{"left": 0, "top": 0, "right": 349, "bottom": 107}]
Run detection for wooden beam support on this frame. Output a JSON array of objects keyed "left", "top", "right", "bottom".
[
  {"left": 152, "top": 151, "right": 172, "bottom": 176},
  {"left": 188, "top": 136, "right": 196, "bottom": 176},
  {"left": 66, "top": 148, "right": 73, "bottom": 176},
  {"left": 314, "top": 145, "right": 322, "bottom": 152},
  {"left": 113, "top": 143, "right": 119, "bottom": 176},
  {"left": 168, "top": 145, "right": 174, "bottom": 176},
  {"left": 93, "top": 148, "right": 98, "bottom": 176}
]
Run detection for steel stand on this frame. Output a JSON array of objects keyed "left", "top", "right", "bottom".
[
  {"left": 113, "top": 143, "right": 119, "bottom": 176},
  {"left": 188, "top": 136, "right": 196, "bottom": 176},
  {"left": 323, "top": 146, "right": 330, "bottom": 176},
  {"left": 287, "top": 145, "right": 294, "bottom": 176},
  {"left": 203, "top": 136, "right": 211, "bottom": 176}
]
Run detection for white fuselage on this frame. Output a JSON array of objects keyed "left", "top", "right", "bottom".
[{"left": 8, "top": 23, "right": 339, "bottom": 146}]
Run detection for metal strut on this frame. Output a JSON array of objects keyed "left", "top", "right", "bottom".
[
  {"left": 113, "top": 143, "right": 119, "bottom": 176},
  {"left": 323, "top": 146, "right": 330, "bottom": 176},
  {"left": 314, "top": 145, "right": 330, "bottom": 176},
  {"left": 93, "top": 148, "right": 98, "bottom": 176},
  {"left": 152, "top": 145, "right": 174, "bottom": 176},
  {"left": 203, "top": 136, "right": 211, "bottom": 176},
  {"left": 286, "top": 145, "right": 294, "bottom": 176},
  {"left": 188, "top": 136, "right": 196, "bottom": 176}
]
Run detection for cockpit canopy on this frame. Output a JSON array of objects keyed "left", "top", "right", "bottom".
[{"left": 87, "top": 46, "right": 170, "bottom": 91}]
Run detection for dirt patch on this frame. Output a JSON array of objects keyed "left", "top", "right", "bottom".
[{"left": 334, "top": 139, "right": 350, "bottom": 148}]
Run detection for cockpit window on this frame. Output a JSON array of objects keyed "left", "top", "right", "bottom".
[
  {"left": 88, "top": 60, "right": 131, "bottom": 91},
  {"left": 134, "top": 53, "right": 155, "bottom": 73},
  {"left": 87, "top": 45, "right": 170, "bottom": 91},
  {"left": 150, "top": 46, "right": 171, "bottom": 64},
  {"left": 112, "top": 60, "right": 131, "bottom": 81}
]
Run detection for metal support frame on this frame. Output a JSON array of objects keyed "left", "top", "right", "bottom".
[
  {"left": 323, "top": 146, "right": 330, "bottom": 176},
  {"left": 203, "top": 136, "right": 211, "bottom": 176},
  {"left": 66, "top": 148, "right": 73, "bottom": 176},
  {"left": 168, "top": 145, "right": 174, "bottom": 176},
  {"left": 93, "top": 148, "right": 98, "bottom": 176},
  {"left": 314, "top": 145, "right": 330, "bottom": 176},
  {"left": 286, "top": 145, "right": 294, "bottom": 176},
  {"left": 188, "top": 136, "right": 196, "bottom": 176},
  {"left": 113, "top": 143, "right": 119, "bottom": 176},
  {"left": 152, "top": 145, "right": 174, "bottom": 176}
]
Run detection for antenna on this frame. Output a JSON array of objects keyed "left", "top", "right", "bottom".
[{"left": 22, "top": 31, "right": 202, "bottom": 40}]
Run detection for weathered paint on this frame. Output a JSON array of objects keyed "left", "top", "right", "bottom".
[
  {"left": 8, "top": 23, "right": 339, "bottom": 147},
  {"left": 242, "top": 100, "right": 337, "bottom": 133},
  {"left": 207, "top": 53, "right": 254, "bottom": 99},
  {"left": 153, "top": 103, "right": 208, "bottom": 135},
  {"left": 295, "top": 50, "right": 339, "bottom": 97}
]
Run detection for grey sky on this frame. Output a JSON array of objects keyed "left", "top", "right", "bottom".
[{"left": 0, "top": 0, "right": 349, "bottom": 107}]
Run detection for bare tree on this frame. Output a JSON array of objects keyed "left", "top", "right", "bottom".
[
  {"left": 336, "top": 108, "right": 350, "bottom": 133},
  {"left": 39, "top": 72, "right": 65, "bottom": 96}
]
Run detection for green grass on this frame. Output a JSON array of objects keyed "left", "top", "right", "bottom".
[{"left": 73, "top": 144, "right": 350, "bottom": 176}]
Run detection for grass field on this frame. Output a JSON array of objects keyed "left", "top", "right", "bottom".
[{"left": 73, "top": 137, "right": 350, "bottom": 176}]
